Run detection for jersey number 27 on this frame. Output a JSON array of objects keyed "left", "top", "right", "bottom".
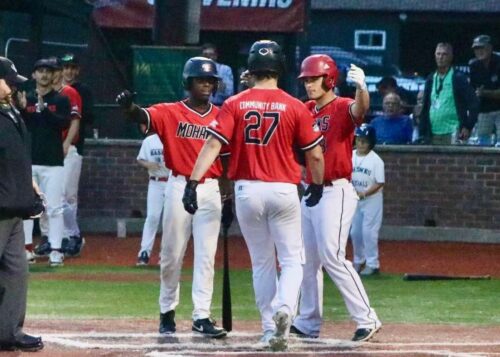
[{"left": 244, "top": 111, "right": 280, "bottom": 145}]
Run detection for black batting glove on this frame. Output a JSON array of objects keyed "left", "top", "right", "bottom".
[
  {"left": 221, "top": 198, "right": 234, "bottom": 230},
  {"left": 115, "top": 90, "right": 136, "bottom": 110},
  {"left": 183, "top": 180, "right": 199, "bottom": 214},
  {"left": 304, "top": 183, "right": 323, "bottom": 207}
]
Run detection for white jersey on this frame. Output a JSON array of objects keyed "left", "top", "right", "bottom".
[
  {"left": 137, "top": 134, "right": 170, "bottom": 178},
  {"left": 351, "top": 150, "right": 385, "bottom": 199}
]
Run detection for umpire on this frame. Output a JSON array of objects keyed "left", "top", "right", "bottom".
[{"left": 0, "top": 57, "right": 44, "bottom": 352}]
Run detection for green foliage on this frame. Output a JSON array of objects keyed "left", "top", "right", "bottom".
[{"left": 27, "top": 266, "right": 499, "bottom": 325}]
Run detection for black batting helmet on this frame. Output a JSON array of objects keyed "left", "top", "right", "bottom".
[
  {"left": 355, "top": 123, "right": 377, "bottom": 149},
  {"left": 182, "top": 56, "right": 219, "bottom": 91},
  {"left": 247, "top": 40, "right": 285, "bottom": 76}
]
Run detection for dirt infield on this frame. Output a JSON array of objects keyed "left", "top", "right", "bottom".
[
  {"left": 19, "top": 235, "right": 500, "bottom": 356},
  {"left": 36, "top": 234, "right": 500, "bottom": 278}
]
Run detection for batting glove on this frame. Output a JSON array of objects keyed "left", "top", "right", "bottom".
[
  {"left": 182, "top": 180, "right": 199, "bottom": 214},
  {"left": 304, "top": 183, "right": 323, "bottom": 207},
  {"left": 347, "top": 64, "right": 367, "bottom": 91},
  {"left": 115, "top": 90, "right": 136, "bottom": 110}
]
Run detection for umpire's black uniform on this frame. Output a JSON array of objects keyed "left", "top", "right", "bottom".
[{"left": 0, "top": 56, "right": 43, "bottom": 351}]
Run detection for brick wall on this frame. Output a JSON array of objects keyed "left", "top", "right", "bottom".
[{"left": 80, "top": 140, "right": 500, "bottom": 230}]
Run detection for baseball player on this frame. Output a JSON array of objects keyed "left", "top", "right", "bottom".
[
  {"left": 351, "top": 124, "right": 385, "bottom": 276},
  {"left": 291, "top": 54, "right": 382, "bottom": 342},
  {"left": 51, "top": 57, "right": 84, "bottom": 257},
  {"left": 116, "top": 57, "right": 228, "bottom": 338},
  {"left": 20, "top": 58, "right": 71, "bottom": 267},
  {"left": 61, "top": 53, "right": 94, "bottom": 256},
  {"left": 183, "top": 40, "right": 325, "bottom": 351},
  {"left": 136, "top": 133, "right": 170, "bottom": 266}
]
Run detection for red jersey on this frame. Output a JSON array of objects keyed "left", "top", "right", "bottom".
[
  {"left": 304, "top": 97, "right": 363, "bottom": 183},
  {"left": 60, "top": 85, "right": 82, "bottom": 143},
  {"left": 146, "top": 100, "right": 224, "bottom": 179},
  {"left": 208, "top": 88, "right": 322, "bottom": 184}
]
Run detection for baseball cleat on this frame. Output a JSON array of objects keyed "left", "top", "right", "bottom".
[
  {"left": 159, "top": 310, "right": 176, "bottom": 334},
  {"left": 34, "top": 236, "right": 51, "bottom": 257},
  {"left": 65, "top": 236, "right": 85, "bottom": 257},
  {"left": 49, "top": 250, "right": 64, "bottom": 267},
  {"left": 192, "top": 318, "right": 227, "bottom": 339},
  {"left": 269, "top": 311, "right": 290, "bottom": 351},
  {"left": 25, "top": 250, "right": 36, "bottom": 265},
  {"left": 360, "top": 266, "right": 380, "bottom": 276},
  {"left": 289, "top": 325, "right": 318, "bottom": 339},
  {"left": 136, "top": 251, "right": 150, "bottom": 266},
  {"left": 352, "top": 325, "right": 381, "bottom": 342},
  {"left": 259, "top": 330, "right": 274, "bottom": 345}
]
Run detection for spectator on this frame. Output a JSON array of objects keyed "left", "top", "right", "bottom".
[
  {"left": 410, "top": 90, "right": 424, "bottom": 143},
  {"left": 0, "top": 56, "right": 44, "bottom": 352},
  {"left": 19, "top": 58, "right": 71, "bottom": 267},
  {"left": 201, "top": 43, "right": 234, "bottom": 105},
  {"left": 136, "top": 133, "right": 170, "bottom": 266},
  {"left": 469, "top": 35, "right": 500, "bottom": 146},
  {"left": 376, "top": 76, "right": 415, "bottom": 114},
  {"left": 350, "top": 124, "right": 385, "bottom": 276},
  {"left": 370, "top": 93, "right": 413, "bottom": 145},
  {"left": 419, "top": 43, "right": 478, "bottom": 145}
]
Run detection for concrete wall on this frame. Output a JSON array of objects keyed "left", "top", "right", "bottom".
[{"left": 79, "top": 139, "right": 500, "bottom": 241}]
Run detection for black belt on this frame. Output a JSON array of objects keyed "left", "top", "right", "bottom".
[{"left": 150, "top": 176, "right": 168, "bottom": 182}]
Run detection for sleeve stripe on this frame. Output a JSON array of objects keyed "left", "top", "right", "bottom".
[
  {"left": 300, "top": 135, "right": 324, "bottom": 151},
  {"left": 70, "top": 111, "right": 82, "bottom": 118},
  {"left": 207, "top": 127, "right": 230, "bottom": 145},
  {"left": 219, "top": 152, "right": 231, "bottom": 157},
  {"left": 142, "top": 108, "right": 151, "bottom": 134}
]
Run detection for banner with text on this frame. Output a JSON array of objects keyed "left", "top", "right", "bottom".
[{"left": 92, "top": 0, "right": 306, "bottom": 32}]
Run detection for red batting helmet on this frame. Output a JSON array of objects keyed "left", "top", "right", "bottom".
[{"left": 298, "top": 54, "right": 338, "bottom": 90}]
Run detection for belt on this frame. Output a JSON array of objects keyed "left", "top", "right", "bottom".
[
  {"left": 323, "top": 178, "right": 349, "bottom": 187},
  {"left": 150, "top": 176, "right": 168, "bottom": 182},
  {"left": 171, "top": 172, "right": 216, "bottom": 184}
]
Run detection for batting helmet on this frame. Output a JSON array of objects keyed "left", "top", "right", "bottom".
[
  {"left": 247, "top": 40, "right": 285, "bottom": 76},
  {"left": 355, "top": 123, "right": 377, "bottom": 149},
  {"left": 182, "top": 56, "right": 219, "bottom": 91},
  {"left": 298, "top": 54, "right": 338, "bottom": 90}
]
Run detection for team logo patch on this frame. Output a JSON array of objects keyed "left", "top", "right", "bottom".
[
  {"left": 258, "top": 48, "right": 271, "bottom": 56},
  {"left": 202, "top": 63, "right": 213, "bottom": 72},
  {"left": 209, "top": 119, "right": 218, "bottom": 128}
]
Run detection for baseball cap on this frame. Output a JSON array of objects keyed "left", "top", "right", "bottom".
[
  {"left": 0, "top": 56, "right": 27, "bottom": 84},
  {"left": 33, "top": 58, "right": 56, "bottom": 71},
  {"left": 60, "top": 53, "right": 79, "bottom": 66},
  {"left": 48, "top": 57, "right": 63, "bottom": 70},
  {"left": 471, "top": 35, "right": 492, "bottom": 48}
]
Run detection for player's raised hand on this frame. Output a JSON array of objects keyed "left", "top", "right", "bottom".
[
  {"left": 115, "top": 90, "right": 136, "bottom": 110},
  {"left": 304, "top": 183, "right": 323, "bottom": 207},
  {"left": 182, "top": 180, "right": 199, "bottom": 214},
  {"left": 347, "top": 64, "right": 367, "bottom": 90}
]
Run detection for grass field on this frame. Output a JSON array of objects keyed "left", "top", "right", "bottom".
[{"left": 27, "top": 265, "right": 500, "bottom": 326}]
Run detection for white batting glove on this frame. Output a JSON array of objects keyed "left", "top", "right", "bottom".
[{"left": 347, "top": 64, "right": 367, "bottom": 91}]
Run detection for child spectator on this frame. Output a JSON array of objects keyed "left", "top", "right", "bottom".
[{"left": 350, "top": 124, "right": 385, "bottom": 276}]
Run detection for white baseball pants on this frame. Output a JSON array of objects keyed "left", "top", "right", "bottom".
[
  {"left": 139, "top": 179, "right": 167, "bottom": 256},
  {"left": 235, "top": 180, "right": 304, "bottom": 333},
  {"left": 159, "top": 174, "right": 221, "bottom": 321},
  {"left": 24, "top": 165, "right": 64, "bottom": 249},
  {"left": 350, "top": 195, "right": 383, "bottom": 269},
  {"left": 63, "top": 145, "right": 83, "bottom": 237},
  {"left": 293, "top": 179, "right": 380, "bottom": 337}
]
